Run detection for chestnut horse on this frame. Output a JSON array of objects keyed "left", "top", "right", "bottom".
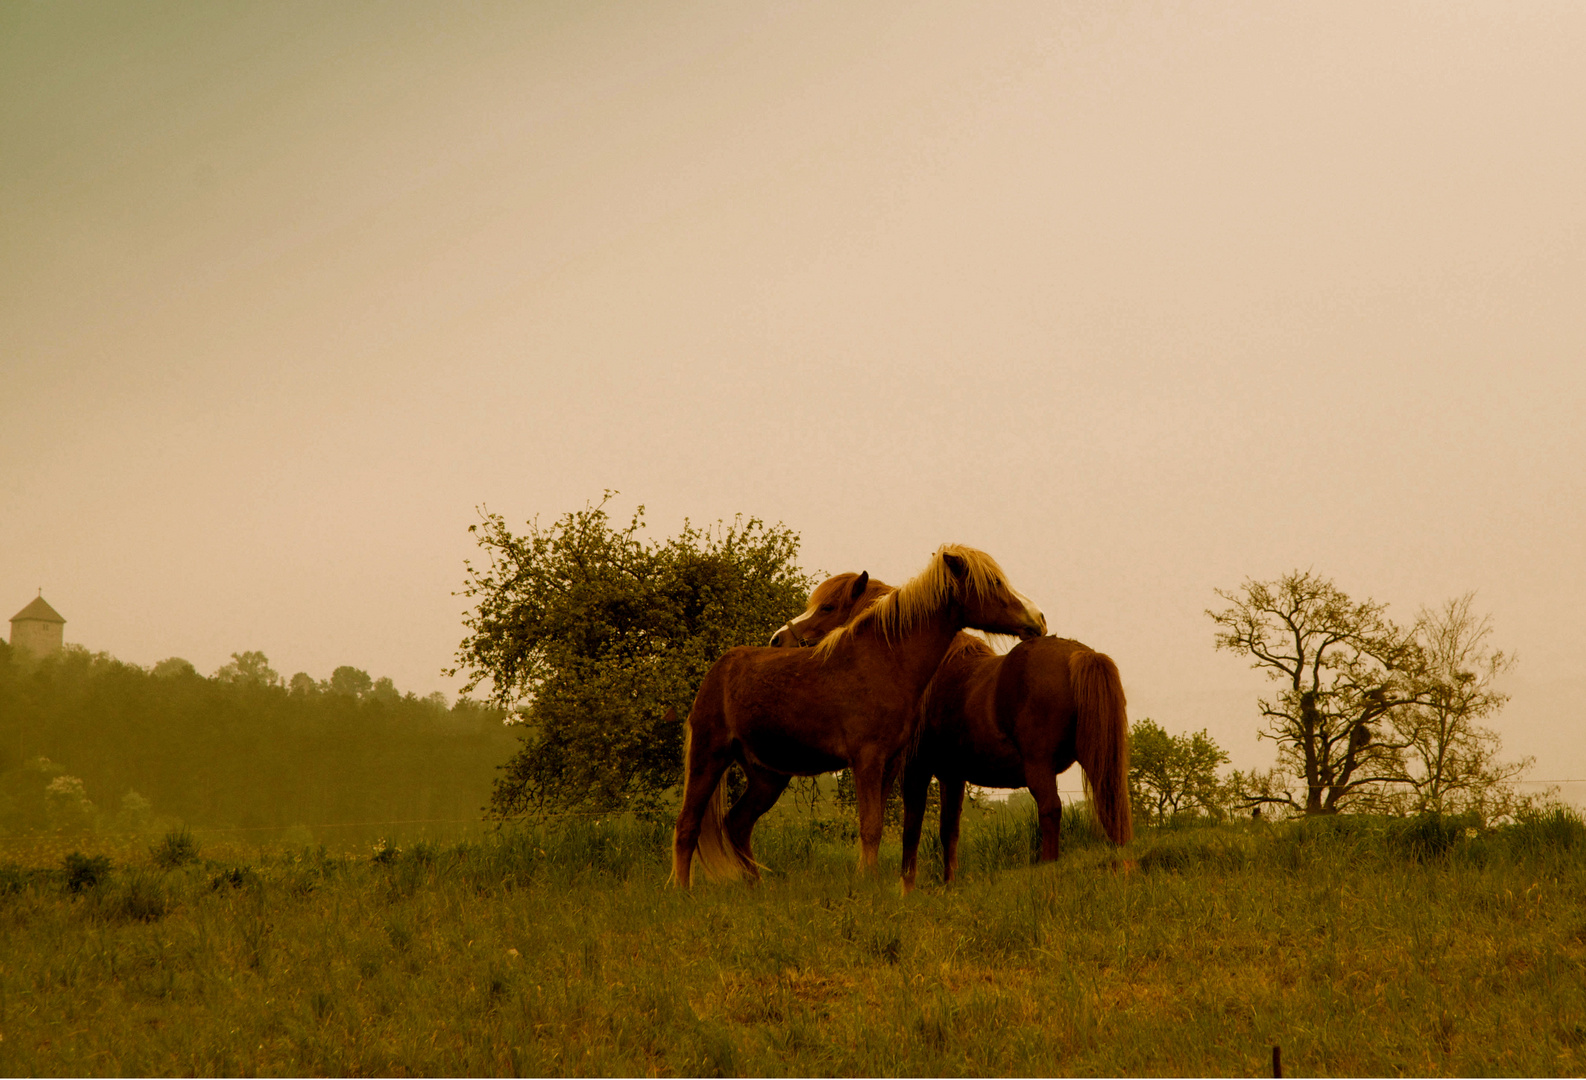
[
  {"left": 774, "top": 577, "right": 1132, "bottom": 889},
  {"left": 671, "top": 545, "right": 1046, "bottom": 887}
]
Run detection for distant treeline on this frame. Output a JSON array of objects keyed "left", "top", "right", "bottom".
[{"left": 0, "top": 642, "right": 515, "bottom": 837}]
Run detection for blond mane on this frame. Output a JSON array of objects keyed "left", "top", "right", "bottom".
[
  {"left": 942, "top": 631, "right": 996, "bottom": 664},
  {"left": 813, "top": 544, "right": 1014, "bottom": 657}
]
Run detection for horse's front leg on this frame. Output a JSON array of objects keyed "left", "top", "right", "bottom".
[
  {"left": 851, "top": 753, "right": 894, "bottom": 873},
  {"left": 1022, "top": 760, "right": 1063, "bottom": 862}
]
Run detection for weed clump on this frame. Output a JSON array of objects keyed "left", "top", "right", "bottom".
[
  {"left": 0, "top": 861, "right": 26, "bottom": 895},
  {"left": 151, "top": 828, "right": 200, "bottom": 868},
  {"left": 1503, "top": 806, "right": 1586, "bottom": 855},
  {"left": 63, "top": 851, "right": 111, "bottom": 892},
  {"left": 211, "top": 866, "right": 258, "bottom": 890},
  {"left": 104, "top": 871, "right": 169, "bottom": 922},
  {"left": 1138, "top": 832, "right": 1253, "bottom": 873},
  {"left": 1387, "top": 812, "right": 1480, "bottom": 862}
]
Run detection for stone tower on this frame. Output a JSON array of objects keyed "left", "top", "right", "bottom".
[{"left": 9, "top": 593, "right": 65, "bottom": 659}]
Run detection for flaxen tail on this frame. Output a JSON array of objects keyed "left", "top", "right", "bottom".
[
  {"left": 670, "top": 715, "right": 749, "bottom": 884},
  {"left": 1069, "top": 649, "right": 1133, "bottom": 844}
]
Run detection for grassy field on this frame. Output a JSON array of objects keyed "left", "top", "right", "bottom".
[{"left": 2, "top": 801, "right": 1585, "bottom": 1077}]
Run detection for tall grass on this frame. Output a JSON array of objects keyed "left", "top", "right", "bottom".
[{"left": 1, "top": 803, "right": 1583, "bottom": 1076}]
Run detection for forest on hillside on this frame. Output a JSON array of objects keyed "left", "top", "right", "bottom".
[{"left": 0, "top": 641, "right": 515, "bottom": 838}]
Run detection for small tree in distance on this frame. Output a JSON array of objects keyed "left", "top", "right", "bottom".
[
  {"left": 1390, "top": 594, "right": 1531, "bottom": 817},
  {"left": 213, "top": 651, "right": 281, "bottom": 688},
  {"left": 1128, "top": 719, "right": 1232, "bottom": 824},
  {"left": 452, "top": 493, "right": 814, "bottom": 817}
]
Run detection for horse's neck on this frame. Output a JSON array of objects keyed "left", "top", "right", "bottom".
[{"left": 854, "top": 607, "right": 961, "bottom": 693}]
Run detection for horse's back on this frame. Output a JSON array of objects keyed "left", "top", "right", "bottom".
[
  {"left": 993, "top": 636, "right": 1100, "bottom": 767},
  {"left": 917, "top": 640, "right": 1024, "bottom": 786},
  {"left": 691, "top": 644, "right": 883, "bottom": 774}
]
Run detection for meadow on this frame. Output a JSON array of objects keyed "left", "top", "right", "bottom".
[{"left": 2, "top": 801, "right": 1584, "bottom": 1077}]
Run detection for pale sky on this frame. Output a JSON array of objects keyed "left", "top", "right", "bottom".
[{"left": 4, "top": 1, "right": 1584, "bottom": 798}]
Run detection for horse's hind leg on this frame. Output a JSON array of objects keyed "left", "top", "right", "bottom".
[
  {"left": 899, "top": 760, "right": 932, "bottom": 892},
  {"left": 672, "top": 722, "right": 734, "bottom": 888},
  {"left": 938, "top": 776, "right": 966, "bottom": 884},
  {"left": 1022, "top": 761, "right": 1063, "bottom": 862},
  {"left": 723, "top": 763, "right": 790, "bottom": 881}
]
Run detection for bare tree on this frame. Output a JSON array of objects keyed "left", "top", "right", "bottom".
[
  {"left": 1213, "top": 574, "right": 1533, "bottom": 818},
  {"left": 1386, "top": 594, "right": 1530, "bottom": 816},
  {"left": 1209, "top": 571, "right": 1436, "bottom": 815}
]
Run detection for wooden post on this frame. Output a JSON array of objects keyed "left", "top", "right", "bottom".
[{"left": 1272, "top": 1044, "right": 1283, "bottom": 1078}]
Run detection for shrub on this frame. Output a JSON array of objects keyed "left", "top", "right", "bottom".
[
  {"left": 150, "top": 827, "right": 200, "bottom": 868},
  {"left": 63, "top": 852, "right": 112, "bottom": 893},
  {"left": 1388, "top": 812, "right": 1481, "bottom": 862}
]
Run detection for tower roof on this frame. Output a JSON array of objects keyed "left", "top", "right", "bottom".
[{"left": 11, "top": 595, "right": 65, "bottom": 624}]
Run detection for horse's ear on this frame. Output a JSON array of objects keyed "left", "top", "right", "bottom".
[
  {"left": 664, "top": 707, "right": 677, "bottom": 723},
  {"left": 942, "top": 552, "right": 967, "bottom": 580},
  {"left": 850, "top": 571, "right": 869, "bottom": 599}
]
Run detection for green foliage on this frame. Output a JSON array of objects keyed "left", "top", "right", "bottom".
[
  {"left": 151, "top": 656, "right": 197, "bottom": 679},
  {"left": 0, "top": 645, "right": 516, "bottom": 837},
  {"left": 150, "top": 828, "right": 200, "bottom": 869},
  {"left": 453, "top": 494, "right": 814, "bottom": 815},
  {"left": 329, "top": 665, "right": 373, "bottom": 698},
  {"left": 213, "top": 650, "right": 281, "bottom": 687},
  {"left": 1128, "top": 718, "right": 1231, "bottom": 824}
]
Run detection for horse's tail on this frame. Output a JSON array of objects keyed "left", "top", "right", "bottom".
[
  {"left": 1069, "top": 648, "right": 1133, "bottom": 845},
  {"left": 670, "top": 711, "right": 749, "bottom": 884}
]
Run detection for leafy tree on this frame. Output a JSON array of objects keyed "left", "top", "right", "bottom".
[
  {"left": 214, "top": 650, "right": 281, "bottom": 687},
  {"left": 1128, "top": 719, "right": 1231, "bottom": 824},
  {"left": 152, "top": 657, "right": 197, "bottom": 679},
  {"left": 45, "top": 774, "right": 95, "bottom": 833},
  {"left": 452, "top": 494, "right": 813, "bottom": 817},
  {"left": 1210, "top": 572, "right": 1526, "bottom": 817},
  {"left": 329, "top": 666, "right": 374, "bottom": 698}
]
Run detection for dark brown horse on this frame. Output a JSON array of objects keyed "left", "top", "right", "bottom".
[
  {"left": 671, "top": 545, "right": 1046, "bottom": 887},
  {"left": 774, "top": 577, "right": 1132, "bottom": 890}
]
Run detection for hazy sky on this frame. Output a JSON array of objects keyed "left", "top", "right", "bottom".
[{"left": 5, "top": 1, "right": 1584, "bottom": 797}]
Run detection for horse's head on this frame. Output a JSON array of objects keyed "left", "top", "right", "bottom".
[
  {"left": 769, "top": 571, "right": 892, "bottom": 647},
  {"left": 939, "top": 546, "right": 1047, "bottom": 640}
]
